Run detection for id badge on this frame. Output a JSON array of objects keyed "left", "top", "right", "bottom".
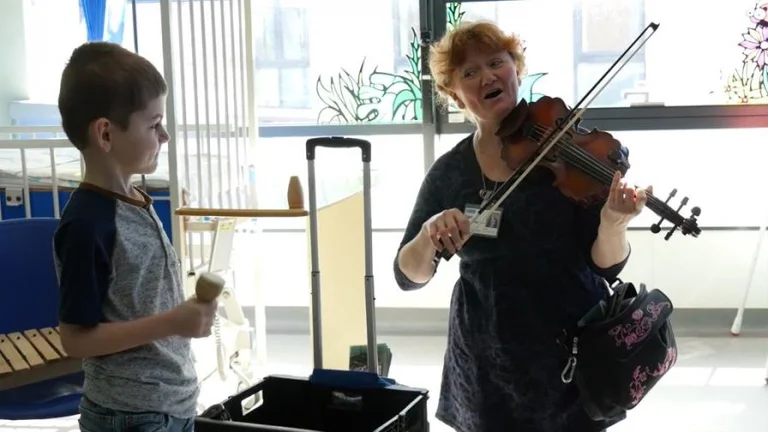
[{"left": 464, "top": 204, "right": 502, "bottom": 238}]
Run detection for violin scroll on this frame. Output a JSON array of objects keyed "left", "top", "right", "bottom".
[{"left": 648, "top": 188, "right": 701, "bottom": 240}]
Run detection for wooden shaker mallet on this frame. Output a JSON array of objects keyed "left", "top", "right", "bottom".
[{"left": 196, "top": 272, "right": 226, "bottom": 302}]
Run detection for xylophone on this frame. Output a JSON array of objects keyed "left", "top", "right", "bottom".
[
  {"left": 0, "top": 274, "right": 225, "bottom": 392},
  {"left": 0, "top": 326, "right": 82, "bottom": 391}
]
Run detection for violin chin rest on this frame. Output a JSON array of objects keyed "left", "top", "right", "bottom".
[{"left": 496, "top": 99, "right": 529, "bottom": 138}]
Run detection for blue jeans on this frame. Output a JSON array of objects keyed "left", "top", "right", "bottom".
[{"left": 78, "top": 396, "right": 195, "bottom": 432}]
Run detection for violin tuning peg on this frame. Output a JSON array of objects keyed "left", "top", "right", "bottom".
[
  {"left": 690, "top": 206, "right": 701, "bottom": 217},
  {"left": 649, "top": 188, "right": 683, "bottom": 236},
  {"left": 666, "top": 188, "right": 677, "bottom": 200},
  {"left": 664, "top": 225, "right": 679, "bottom": 241},
  {"left": 660, "top": 196, "right": 692, "bottom": 241}
]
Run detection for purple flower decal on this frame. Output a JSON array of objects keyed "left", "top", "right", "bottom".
[
  {"left": 748, "top": 3, "right": 768, "bottom": 26},
  {"left": 739, "top": 25, "right": 768, "bottom": 70}
]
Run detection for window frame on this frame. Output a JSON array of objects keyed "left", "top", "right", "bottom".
[
  {"left": 426, "top": 0, "right": 768, "bottom": 137},
  {"left": 24, "top": 0, "right": 768, "bottom": 139},
  {"left": 125, "top": 0, "right": 768, "bottom": 179},
  {"left": 254, "top": 0, "right": 311, "bottom": 110},
  {"left": 134, "top": 0, "right": 312, "bottom": 111},
  {"left": 123, "top": 0, "right": 768, "bottom": 242},
  {"left": 572, "top": 0, "right": 647, "bottom": 107},
  {"left": 392, "top": 0, "right": 419, "bottom": 72},
  {"left": 256, "top": 0, "right": 430, "bottom": 146}
]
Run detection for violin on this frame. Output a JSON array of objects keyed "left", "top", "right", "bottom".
[
  {"left": 498, "top": 95, "right": 701, "bottom": 233},
  {"left": 437, "top": 22, "right": 701, "bottom": 262}
]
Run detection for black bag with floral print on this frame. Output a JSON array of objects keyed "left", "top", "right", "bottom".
[{"left": 559, "top": 280, "right": 678, "bottom": 421}]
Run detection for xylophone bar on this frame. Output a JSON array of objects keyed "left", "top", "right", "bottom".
[{"left": 0, "top": 326, "right": 82, "bottom": 391}]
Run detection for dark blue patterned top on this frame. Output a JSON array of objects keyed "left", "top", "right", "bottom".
[{"left": 394, "top": 134, "right": 629, "bottom": 432}]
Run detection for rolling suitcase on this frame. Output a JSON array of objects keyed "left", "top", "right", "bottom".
[
  {"left": 306, "top": 136, "right": 379, "bottom": 374},
  {"left": 196, "top": 136, "right": 429, "bottom": 432}
]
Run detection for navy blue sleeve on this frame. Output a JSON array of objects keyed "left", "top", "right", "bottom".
[
  {"left": 54, "top": 219, "right": 112, "bottom": 327},
  {"left": 573, "top": 200, "right": 629, "bottom": 283},
  {"left": 394, "top": 167, "right": 444, "bottom": 291}
]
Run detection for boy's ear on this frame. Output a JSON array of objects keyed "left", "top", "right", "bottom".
[{"left": 91, "top": 118, "right": 113, "bottom": 152}]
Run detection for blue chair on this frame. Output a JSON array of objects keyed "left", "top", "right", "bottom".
[{"left": 0, "top": 217, "right": 83, "bottom": 420}]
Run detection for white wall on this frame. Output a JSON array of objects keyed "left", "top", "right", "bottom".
[
  {"left": 0, "top": 0, "right": 28, "bottom": 126},
  {"left": 244, "top": 228, "right": 768, "bottom": 311}
]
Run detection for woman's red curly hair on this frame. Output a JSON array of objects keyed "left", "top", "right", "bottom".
[{"left": 428, "top": 20, "right": 527, "bottom": 107}]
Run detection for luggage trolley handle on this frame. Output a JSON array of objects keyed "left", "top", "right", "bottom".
[
  {"left": 306, "top": 136, "right": 371, "bottom": 162},
  {"left": 305, "top": 137, "right": 378, "bottom": 374}
]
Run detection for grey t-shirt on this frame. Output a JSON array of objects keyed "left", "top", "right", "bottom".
[{"left": 53, "top": 182, "right": 198, "bottom": 418}]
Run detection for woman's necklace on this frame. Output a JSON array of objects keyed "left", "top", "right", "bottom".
[
  {"left": 479, "top": 177, "right": 499, "bottom": 204},
  {"left": 474, "top": 132, "right": 500, "bottom": 204}
]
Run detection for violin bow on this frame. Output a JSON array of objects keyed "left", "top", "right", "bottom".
[{"left": 438, "top": 23, "right": 660, "bottom": 261}]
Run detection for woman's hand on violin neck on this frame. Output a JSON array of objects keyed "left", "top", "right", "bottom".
[
  {"left": 422, "top": 208, "right": 471, "bottom": 255},
  {"left": 600, "top": 171, "right": 652, "bottom": 229}
]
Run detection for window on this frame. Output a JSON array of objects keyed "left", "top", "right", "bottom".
[
  {"left": 641, "top": 0, "right": 768, "bottom": 105},
  {"left": 447, "top": 0, "right": 768, "bottom": 111},
  {"left": 392, "top": 0, "right": 421, "bottom": 73},
  {"left": 122, "top": 1, "right": 164, "bottom": 78},
  {"left": 21, "top": 0, "right": 163, "bottom": 105},
  {"left": 573, "top": 0, "right": 646, "bottom": 107},
  {"left": 22, "top": 0, "right": 86, "bottom": 103},
  {"left": 20, "top": 0, "right": 425, "bottom": 127},
  {"left": 254, "top": 0, "right": 311, "bottom": 115},
  {"left": 252, "top": 0, "right": 422, "bottom": 126}
]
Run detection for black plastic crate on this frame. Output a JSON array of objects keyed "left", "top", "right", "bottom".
[{"left": 195, "top": 371, "right": 430, "bottom": 432}]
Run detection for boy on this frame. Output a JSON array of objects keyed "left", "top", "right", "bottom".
[{"left": 53, "top": 41, "right": 216, "bottom": 431}]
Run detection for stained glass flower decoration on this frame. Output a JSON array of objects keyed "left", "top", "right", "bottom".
[
  {"left": 747, "top": 2, "right": 767, "bottom": 26},
  {"left": 738, "top": 25, "right": 768, "bottom": 70}
]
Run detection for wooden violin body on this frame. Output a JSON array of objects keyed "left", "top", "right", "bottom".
[{"left": 498, "top": 96, "right": 631, "bottom": 206}]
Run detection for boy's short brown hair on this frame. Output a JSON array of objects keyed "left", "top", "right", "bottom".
[{"left": 58, "top": 42, "right": 167, "bottom": 151}]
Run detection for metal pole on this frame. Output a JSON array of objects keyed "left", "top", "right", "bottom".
[{"left": 130, "top": 0, "right": 148, "bottom": 191}]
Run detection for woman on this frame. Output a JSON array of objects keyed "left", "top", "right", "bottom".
[{"left": 393, "top": 21, "right": 650, "bottom": 432}]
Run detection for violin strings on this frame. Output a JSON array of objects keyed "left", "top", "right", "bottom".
[
  {"left": 526, "top": 124, "right": 683, "bottom": 224},
  {"left": 532, "top": 125, "right": 678, "bottom": 222},
  {"left": 529, "top": 125, "right": 681, "bottom": 223}
]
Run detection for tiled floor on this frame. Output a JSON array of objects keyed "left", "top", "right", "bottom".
[{"left": 2, "top": 334, "right": 767, "bottom": 431}]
